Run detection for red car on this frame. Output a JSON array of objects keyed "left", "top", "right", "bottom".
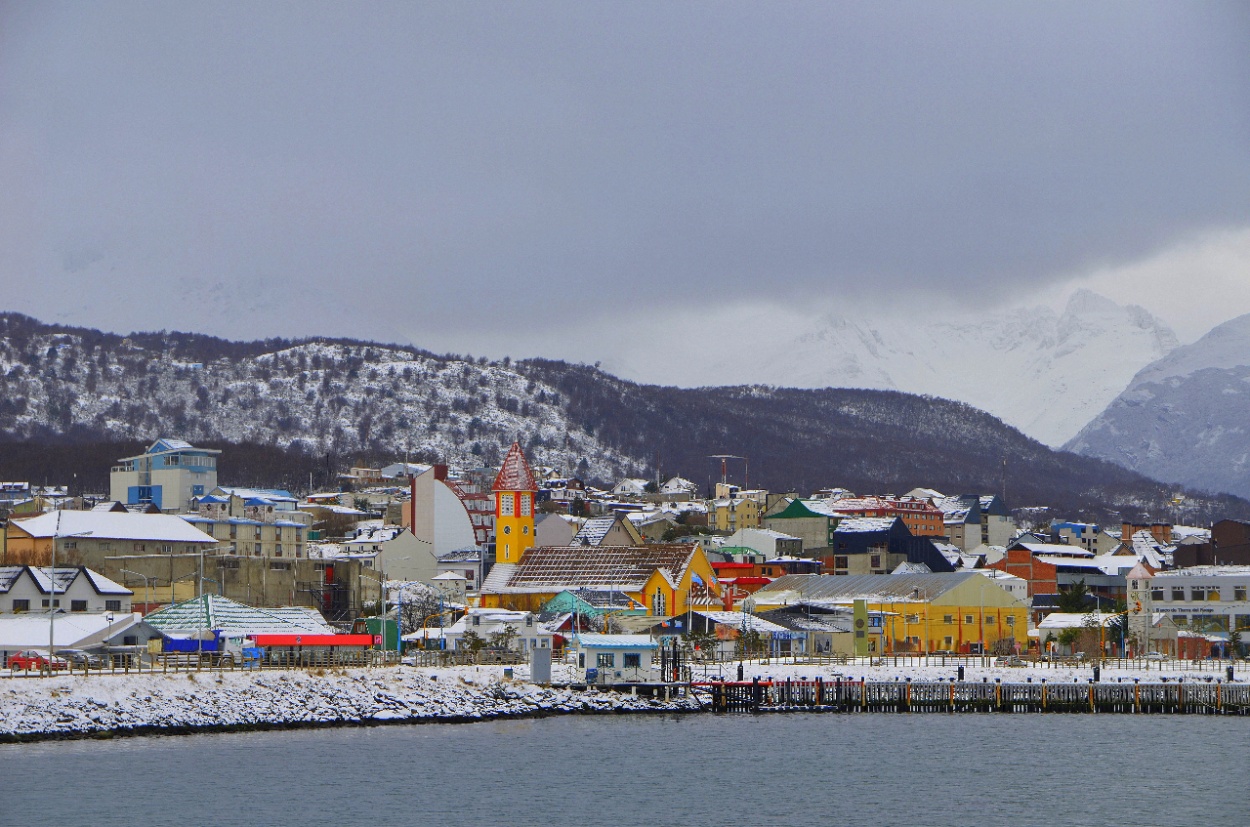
[{"left": 7, "top": 650, "right": 69, "bottom": 671}]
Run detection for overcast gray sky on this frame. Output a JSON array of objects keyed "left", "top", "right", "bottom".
[{"left": 2, "top": 2, "right": 1248, "bottom": 363}]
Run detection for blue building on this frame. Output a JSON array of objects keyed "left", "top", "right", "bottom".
[{"left": 110, "top": 438, "right": 221, "bottom": 513}]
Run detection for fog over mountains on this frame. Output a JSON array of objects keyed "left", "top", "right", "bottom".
[
  {"left": 603, "top": 290, "right": 1178, "bottom": 448},
  {"left": 1, "top": 311, "right": 1246, "bottom": 523}
]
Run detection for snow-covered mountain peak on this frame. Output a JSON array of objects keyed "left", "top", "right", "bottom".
[
  {"left": 660, "top": 290, "right": 1177, "bottom": 446},
  {"left": 1131, "top": 312, "right": 1250, "bottom": 386}
]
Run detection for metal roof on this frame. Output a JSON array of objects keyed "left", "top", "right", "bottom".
[
  {"left": 143, "top": 595, "right": 336, "bottom": 636},
  {"left": 753, "top": 572, "right": 979, "bottom": 604},
  {"left": 481, "top": 544, "right": 700, "bottom": 594},
  {"left": 574, "top": 634, "right": 658, "bottom": 649}
]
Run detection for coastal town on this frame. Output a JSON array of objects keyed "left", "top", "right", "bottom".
[{"left": 2, "top": 436, "right": 1249, "bottom": 738}]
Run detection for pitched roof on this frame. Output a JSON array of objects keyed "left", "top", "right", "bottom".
[
  {"left": 143, "top": 594, "right": 336, "bottom": 636},
  {"left": 481, "top": 544, "right": 701, "bottom": 594},
  {"left": 10, "top": 511, "right": 216, "bottom": 544},
  {"left": 753, "top": 572, "right": 979, "bottom": 605},
  {"left": 493, "top": 442, "right": 537, "bottom": 492},
  {"left": 573, "top": 516, "right": 618, "bottom": 546}
]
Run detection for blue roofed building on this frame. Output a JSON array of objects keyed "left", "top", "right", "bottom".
[{"left": 110, "top": 438, "right": 221, "bottom": 513}]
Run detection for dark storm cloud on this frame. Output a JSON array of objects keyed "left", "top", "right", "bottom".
[{"left": 1, "top": 2, "right": 1247, "bottom": 339}]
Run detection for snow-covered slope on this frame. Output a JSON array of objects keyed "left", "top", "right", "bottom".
[
  {"left": 1065, "top": 313, "right": 1250, "bottom": 499},
  {"left": 620, "top": 290, "right": 1177, "bottom": 447}
]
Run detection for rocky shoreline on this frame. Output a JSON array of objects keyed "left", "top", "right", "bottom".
[{"left": 0, "top": 668, "right": 702, "bottom": 744}]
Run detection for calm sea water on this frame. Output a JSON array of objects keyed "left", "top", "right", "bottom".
[{"left": 1, "top": 714, "right": 1246, "bottom": 827}]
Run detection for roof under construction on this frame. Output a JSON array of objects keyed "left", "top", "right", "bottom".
[{"left": 482, "top": 544, "right": 700, "bottom": 594}]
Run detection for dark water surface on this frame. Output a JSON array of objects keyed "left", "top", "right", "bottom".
[{"left": 1, "top": 714, "right": 1246, "bottom": 827}]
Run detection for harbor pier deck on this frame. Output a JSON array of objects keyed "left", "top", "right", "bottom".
[{"left": 695, "top": 678, "right": 1250, "bottom": 714}]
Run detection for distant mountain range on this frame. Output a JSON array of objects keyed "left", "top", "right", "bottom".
[
  {"left": 1, "top": 312, "right": 1245, "bottom": 523},
  {"left": 1066, "top": 312, "right": 1250, "bottom": 500},
  {"left": 606, "top": 289, "right": 1178, "bottom": 448}
]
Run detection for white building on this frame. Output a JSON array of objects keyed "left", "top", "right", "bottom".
[
  {"left": 1143, "top": 565, "right": 1250, "bottom": 634},
  {"left": 442, "top": 608, "right": 553, "bottom": 654},
  {"left": 407, "top": 466, "right": 493, "bottom": 557},
  {"left": 0, "top": 566, "right": 132, "bottom": 615},
  {"left": 110, "top": 438, "right": 221, "bottom": 513}
]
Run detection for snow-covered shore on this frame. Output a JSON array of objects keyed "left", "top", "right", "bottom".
[
  {"left": 0, "top": 665, "right": 699, "bottom": 743},
  {"left": 4, "top": 658, "right": 1240, "bottom": 742}
]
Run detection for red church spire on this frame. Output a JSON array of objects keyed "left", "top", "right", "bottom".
[{"left": 493, "top": 442, "right": 536, "bottom": 492}]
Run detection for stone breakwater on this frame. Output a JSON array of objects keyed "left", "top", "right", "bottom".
[{"left": 0, "top": 669, "right": 700, "bottom": 742}]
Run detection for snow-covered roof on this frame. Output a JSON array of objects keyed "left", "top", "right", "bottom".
[
  {"left": 754, "top": 572, "right": 980, "bottom": 605},
  {"left": 835, "top": 517, "right": 897, "bottom": 534},
  {"left": 1037, "top": 612, "right": 1120, "bottom": 630},
  {"left": 11, "top": 511, "right": 217, "bottom": 544},
  {"left": 218, "top": 487, "right": 298, "bottom": 504},
  {"left": 692, "top": 611, "right": 790, "bottom": 635},
  {"left": 143, "top": 595, "right": 336, "bottom": 636},
  {"left": 481, "top": 544, "right": 701, "bottom": 595},
  {"left": 1152, "top": 565, "right": 1250, "bottom": 578},
  {"left": 574, "top": 634, "right": 657, "bottom": 649},
  {"left": 0, "top": 612, "right": 142, "bottom": 649},
  {"left": 573, "top": 516, "right": 617, "bottom": 546},
  {"left": 1034, "top": 554, "right": 1139, "bottom": 575}
]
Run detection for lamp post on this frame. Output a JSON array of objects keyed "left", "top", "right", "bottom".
[
  {"left": 47, "top": 513, "right": 92, "bottom": 669},
  {"left": 359, "top": 570, "right": 387, "bottom": 658},
  {"left": 120, "top": 569, "right": 152, "bottom": 614}
]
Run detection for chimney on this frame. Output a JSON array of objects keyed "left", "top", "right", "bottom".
[{"left": 434, "top": 464, "right": 448, "bottom": 481}]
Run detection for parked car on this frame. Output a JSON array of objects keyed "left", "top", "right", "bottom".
[
  {"left": 1144, "top": 652, "right": 1167, "bottom": 661},
  {"left": 56, "top": 649, "right": 105, "bottom": 669},
  {"left": 994, "top": 655, "right": 1024, "bottom": 667},
  {"left": 7, "top": 650, "right": 69, "bottom": 671}
]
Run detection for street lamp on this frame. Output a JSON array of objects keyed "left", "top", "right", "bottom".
[
  {"left": 120, "top": 569, "right": 152, "bottom": 614},
  {"left": 47, "top": 515, "right": 92, "bottom": 669}
]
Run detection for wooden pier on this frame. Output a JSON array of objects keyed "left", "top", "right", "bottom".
[{"left": 695, "top": 678, "right": 1250, "bottom": 715}]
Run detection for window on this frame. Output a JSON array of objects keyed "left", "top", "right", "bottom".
[
  {"left": 1151, "top": 587, "right": 1165, "bottom": 601},
  {"left": 123, "top": 635, "right": 138, "bottom": 646},
  {"left": 268, "top": 561, "right": 291, "bottom": 571},
  {"left": 985, "top": 615, "right": 995, "bottom": 625},
  {"left": 499, "top": 495, "right": 515, "bottom": 516},
  {"left": 71, "top": 600, "right": 87, "bottom": 612},
  {"left": 274, "top": 545, "right": 283, "bottom": 557},
  {"left": 520, "top": 493, "right": 532, "bottom": 516},
  {"left": 834, "top": 556, "right": 848, "bottom": 569},
  {"left": 99, "top": 542, "right": 111, "bottom": 551},
  {"left": 870, "top": 554, "right": 881, "bottom": 568},
  {"left": 12, "top": 599, "right": 29, "bottom": 613},
  {"left": 254, "top": 543, "right": 262, "bottom": 556},
  {"left": 623, "top": 653, "right": 641, "bottom": 668},
  {"left": 653, "top": 589, "right": 667, "bottom": 616},
  {"left": 525, "top": 615, "right": 533, "bottom": 627},
  {"left": 42, "top": 599, "right": 60, "bottom": 608},
  {"left": 596, "top": 652, "right": 615, "bottom": 668},
  {"left": 1236, "top": 587, "right": 1248, "bottom": 602},
  {"left": 965, "top": 615, "right": 974, "bottom": 625},
  {"left": 943, "top": 615, "right": 954, "bottom": 624},
  {"left": 1172, "top": 587, "right": 1185, "bottom": 601},
  {"left": 1005, "top": 616, "right": 1015, "bottom": 627}
]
